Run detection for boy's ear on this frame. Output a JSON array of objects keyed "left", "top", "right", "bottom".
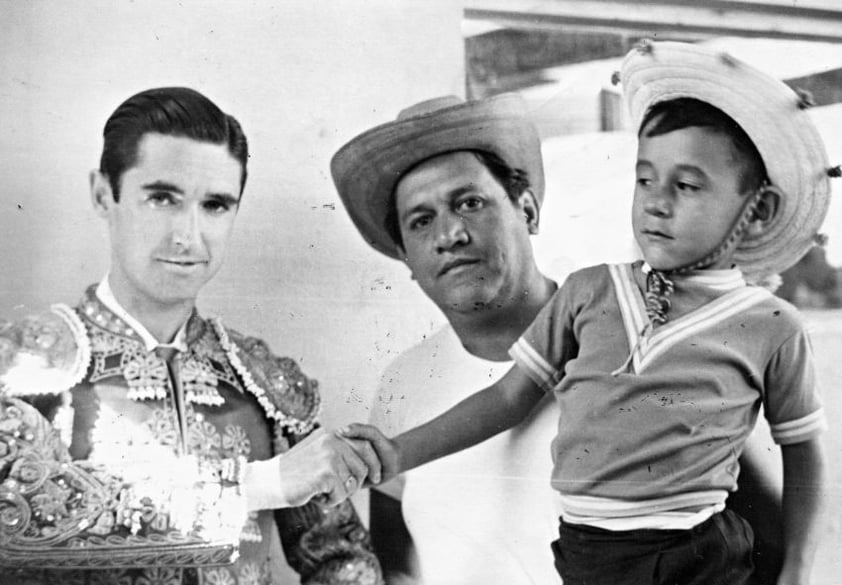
[
  {"left": 516, "top": 189, "right": 540, "bottom": 235},
  {"left": 90, "top": 170, "right": 115, "bottom": 217},
  {"left": 745, "top": 184, "right": 782, "bottom": 238}
]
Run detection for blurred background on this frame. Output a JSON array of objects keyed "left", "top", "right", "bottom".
[{"left": 1, "top": 0, "right": 840, "bottom": 581}]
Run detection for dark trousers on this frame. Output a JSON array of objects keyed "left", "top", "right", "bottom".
[{"left": 551, "top": 510, "right": 755, "bottom": 585}]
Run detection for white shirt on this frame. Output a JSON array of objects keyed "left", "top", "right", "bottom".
[
  {"left": 96, "top": 277, "right": 189, "bottom": 353},
  {"left": 371, "top": 325, "right": 562, "bottom": 585}
]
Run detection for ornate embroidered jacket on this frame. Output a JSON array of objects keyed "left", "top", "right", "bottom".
[{"left": 0, "top": 286, "right": 382, "bottom": 585}]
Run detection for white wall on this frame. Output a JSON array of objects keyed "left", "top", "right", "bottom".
[
  {"left": 1, "top": 2, "right": 463, "bottom": 576},
  {"left": 0, "top": 0, "right": 463, "bottom": 424}
]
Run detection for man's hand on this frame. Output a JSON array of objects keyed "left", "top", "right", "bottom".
[
  {"left": 245, "top": 427, "right": 383, "bottom": 510},
  {"left": 338, "top": 423, "right": 401, "bottom": 485}
]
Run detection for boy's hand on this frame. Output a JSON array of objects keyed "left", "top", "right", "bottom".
[{"left": 338, "top": 423, "right": 401, "bottom": 485}]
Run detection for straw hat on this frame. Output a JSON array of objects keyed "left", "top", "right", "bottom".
[
  {"left": 330, "top": 93, "right": 544, "bottom": 259},
  {"left": 621, "top": 40, "right": 832, "bottom": 283}
]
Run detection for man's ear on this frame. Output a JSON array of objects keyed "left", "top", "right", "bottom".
[
  {"left": 516, "top": 189, "right": 540, "bottom": 235},
  {"left": 90, "top": 170, "right": 115, "bottom": 217},
  {"left": 397, "top": 245, "right": 417, "bottom": 281},
  {"left": 745, "top": 184, "right": 782, "bottom": 238}
]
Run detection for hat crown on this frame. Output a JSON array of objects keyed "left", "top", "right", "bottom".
[
  {"left": 397, "top": 96, "right": 465, "bottom": 120},
  {"left": 331, "top": 92, "right": 545, "bottom": 260}
]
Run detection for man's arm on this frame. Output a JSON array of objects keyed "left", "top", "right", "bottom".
[
  {"left": 370, "top": 490, "right": 419, "bottom": 584},
  {"left": 274, "top": 428, "right": 383, "bottom": 585},
  {"left": 343, "top": 365, "right": 544, "bottom": 479},
  {"left": 777, "top": 437, "right": 827, "bottom": 585},
  {"left": 729, "top": 429, "right": 784, "bottom": 583}
]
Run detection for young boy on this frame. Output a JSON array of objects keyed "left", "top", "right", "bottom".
[{"left": 346, "top": 41, "right": 832, "bottom": 584}]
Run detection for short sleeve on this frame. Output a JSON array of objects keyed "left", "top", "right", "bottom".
[
  {"left": 509, "top": 279, "right": 579, "bottom": 393},
  {"left": 764, "top": 328, "right": 827, "bottom": 445}
]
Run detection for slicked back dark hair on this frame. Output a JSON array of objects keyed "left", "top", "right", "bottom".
[
  {"left": 386, "top": 149, "right": 532, "bottom": 250},
  {"left": 639, "top": 97, "right": 767, "bottom": 194},
  {"left": 99, "top": 87, "right": 248, "bottom": 200}
]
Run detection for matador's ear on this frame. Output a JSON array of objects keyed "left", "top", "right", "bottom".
[{"left": 90, "top": 170, "right": 115, "bottom": 215}]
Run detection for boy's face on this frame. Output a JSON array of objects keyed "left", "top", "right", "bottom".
[{"left": 632, "top": 122, "right": 750, "bottom": 271}]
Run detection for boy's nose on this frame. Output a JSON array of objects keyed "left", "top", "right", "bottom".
[{"left": 644, "top": 190, "right": 672, "bottom": 217}]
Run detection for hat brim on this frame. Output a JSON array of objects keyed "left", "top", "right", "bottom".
[
  {"left": 330, "top": 94, "right": 544, "bottom": 259},
  {"left": 621, "top": 42, "right": 831, "bottom": 282}
]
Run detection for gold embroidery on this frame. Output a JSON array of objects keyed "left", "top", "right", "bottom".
[{"left": 79, "top": 289, "right": 237, "bottom": 407}]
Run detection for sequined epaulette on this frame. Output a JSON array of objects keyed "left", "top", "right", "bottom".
[
  {"left": 211, "top": 319, "right": 320, "bottom": 435},
  {"left": 0, "top": 304, "right": 91, "bottom": 397}
]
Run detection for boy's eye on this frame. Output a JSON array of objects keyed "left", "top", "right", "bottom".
[
  {"left": 636, "top": 177, "right": 652, "bottom": 188},
  {"left": 675, "top": 181, "right": 701, "bottom": 193}
]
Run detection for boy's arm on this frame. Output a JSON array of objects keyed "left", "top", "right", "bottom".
[
  {"left": 777, "top": 437, "right": 827, "bottom": 585},
  {"left": 343, "top": 365, "right": 544, "bottom": 480},
  {"left": 396, "top": 365, "right": 543, "bottom": 472}
]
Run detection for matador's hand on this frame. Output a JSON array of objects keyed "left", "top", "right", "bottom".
[{"left": 260, "top": 428, "right": 382, "bottom": 508}]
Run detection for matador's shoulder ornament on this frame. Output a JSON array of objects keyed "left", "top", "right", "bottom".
[
  {"left": 211, "top": 319, "right": 320, "bottom": 435},
  {"left": 0, "top": 304, "right": 90, "bottom": 398}
]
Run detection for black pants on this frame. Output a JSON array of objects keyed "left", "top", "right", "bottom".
[{"left": 551, "top": 510, "right": 755, "bottom": 585}]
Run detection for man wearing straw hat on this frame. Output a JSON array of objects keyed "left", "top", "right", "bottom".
[
  {"left": 342, "top": 41, "right": 832, "bottom": 585},
  {"left": 331, "top": 94, "right": 561, "bottom": 584}
]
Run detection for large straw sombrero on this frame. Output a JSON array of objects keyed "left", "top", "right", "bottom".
[
  {"left": 621, "top": 41, "right": 832, "bottom": 283},
  {"left": 330, "top": 94, "right": 544, "bottom": 259}
]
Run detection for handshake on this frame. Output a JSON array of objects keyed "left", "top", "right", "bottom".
[{"left": 247, "top": 423, "right": 398, "bottom": 510}]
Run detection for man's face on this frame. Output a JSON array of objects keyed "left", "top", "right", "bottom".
[
  {"left": 632, "top": 123, "right": 751, "bottom": 271},
  {"left": 395, "top": 151, "right": 536, "bottom": 314},
  {"left": 94, "top": 133, "right": 242, "bottom": 312}
]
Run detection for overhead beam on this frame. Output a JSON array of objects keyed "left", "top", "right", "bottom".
[{"left": 465, "top": 0, "right": 842, "bottom": 44}]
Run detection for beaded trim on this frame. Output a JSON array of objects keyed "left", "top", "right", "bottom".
[{"left": 210, "top": 318, "right": 319, "bottom": 435}]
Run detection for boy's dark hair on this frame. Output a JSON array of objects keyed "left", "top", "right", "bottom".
[
  {"left": 99, "top": 87, "right": 249, "bottom": 200},
  {"left": 639, "top": 98, "right": 767, "bottom": 194},
  {"left": 385, "top": 150, "right": 531, "bottom": 249}
]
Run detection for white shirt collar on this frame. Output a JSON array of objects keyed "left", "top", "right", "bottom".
[{"left": 95, "top": 276, "right": 190, "bottom": 353}]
